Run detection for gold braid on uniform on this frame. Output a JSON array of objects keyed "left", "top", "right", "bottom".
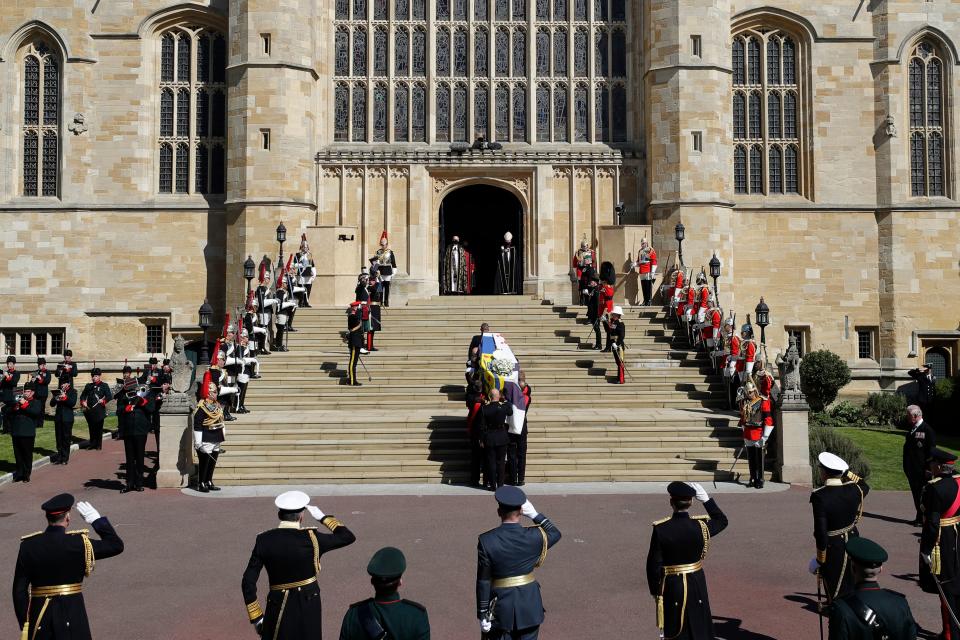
[
  {"left": 321, "top": 515, "right": 344, "bottom": 532},
  {"left": 307, "top": 529, "right": 322, "bottom": 575},
  {"left": 529, "top": 524, "right": 549, "bottom": 568},
  {"left": 67, "top": 530, "right": 95, "bottom": 576},
  {"left": 199, "top": 402, "right": 225, "bottom": 430}
]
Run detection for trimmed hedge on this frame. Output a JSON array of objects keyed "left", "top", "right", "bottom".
[
  {"left": 800, "top": 350, "right": 851, "bottom": 412},
  {"left": 809, "top": 426, "right": 871, "bottom": 488}
]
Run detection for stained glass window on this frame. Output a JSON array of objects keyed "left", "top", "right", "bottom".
[
  {"left": 374, "top": 83, "right": 388, "bottom": 141},
  {"left": 911, "top": 133, "right": 925, "bottom": 196},
  {"left": 196, "top": 88, "right": 209, "bottom": 137},
  {"left": 554, "top": 28, "right": 567, "bottom": 76},
  {"left": 161, "top": 34, "right": 175, "bottom": 82},
  {"left": 768, "top": 92, "right": 780, "bottom": 138},
  {"left": 335, "top": 83, "right": 350, "bottom": 141},
  {"left": 212, "top": 34, "right": 226, "bottom": 82},
  {"left": 749, "top": 145, "right": 763, "bottom": 193},
  {"left": 354, "top": 27, "right": 367, "bottom": 75},
  {"left": 396, "top": 0, "right": 408, "bottom": 20},
  {"left": 337, "top": 0, "right": 349, "bottom": 19},
  {"left": 554, "top": 84, "right": 568, "bottom": 141},
  {"left": 453, "top": 83, "right": 468, "bottom": 141},
  {"left": 748, "top": 91, "right": 761, "bottom": 139},
  {"left": 594, "top": 0, "right": 607, "bottom": 21},
  {"left": 909, "top": 40, "right": 950, "bottom": 197},
  {"left": 767, "top": 38, "right": 780, "bottom": 84},
  {"left": 177, "top": 35, "right": 190, "bottom": 81},
  {"left": 353, "top": 83, "right": 367, "bottom": 141},
  {"left": 929, "top": 132, "right": 944, "bottom": 196},
  {"left": 355, "top": 0, "right": 367, "bottom": 19},
  {"left": 41, "top": 133, "right": 57, "bottom": 196},
  {"left": 175, "top": 142, "right": 189, "bottom": 193},
  {"left": 513, "top": 83, "right": 526, "bottom": 141},
  {"left": 475, "top": 28, "right": 489, "bottom": 76},
  {"left": 536, "top": 29, "right": 550, "bottom": 76},
  {"left": 747, "top": 37, "right": 760, "bottom": 84},
  {"left": 177, "top": 88, "right": 190, "bottom": 137},
  {"left": 612, "top": 83, "right": 626, "bottom": 141},
  {"left": 374, "top": 27, "right": 388, "bottom": 76},
  {"left": 437, "top": 0, "right": 449, "bottom": 19},
  {"left": 412, "top": 83, "right": 426, "bottom": 141},
  {"left": 574, "top": 0, "right": 586, "bottom": 20},
  {"left": 22, "top": 42, "right": 61, "bottom": 196},
  {"left": 413, "top": 28, "right": 426, "bottom": 75},
  {"left": 375, "top": 0, "right": 387, "bottom": 21},
  {"left": 574, "top": 29, "right": 588, "bottom": 76},
  {"left": 198, "top": 34, "right": 210, "bottom": 82},
  {"left": 513, "top": 28, "right": 526, "bottom": 76},
  {"left": 733, "top": 92, "right": 745, "bottom": 139},
  {"left": 395, "top": 83, "right": 409, "bottom": 141},
  {"left": 395, "top": 27, "right": 409, "bottom": 75},
  {"left": 496, "top": 84, "right": 510, "bottom": 139},
  {"left": 437, "top": 28, "right": 451, "bottom": 76},
  {"left": 454, "top": 28, "right": 468, "bottom": 76},
  {"left": 574, "top": 83, "right": 588, "bottom": 141},
  {"left": 497, "top": 0, "right": 510, "bottom": 21},
  {"left": 784, "top": 91, "right": 796, "bottom": 137},
  {"left": 437, "top": 83, "right": 451, "bottom": 141},
  {"left": 785, "top": 144, "right": 798, "bottom": 193},
  {"left": 554, "top": 0, "right": 566, "bottom": 20},
  {"left": 475, "top": 83, "right": 489, "bottom": 137},
  {"left": 195, "top": 143, "right": 209, "bottom": 193},
  {"left": 611, "top": 0, "right": 625, "bottom": 21},
  {"left": 513, "top": 0, "right": 525, "bottom": 20},
  {"left": 212, "top": 91, "right": 226, "bottom": 137},
  {"left": 595, "top": 83, "right": 609, "bottom": 140},
  {"left": 496, "top": 29, "right": 509, "bottom": 77},
  {"left": 159, "top": 143, "right": 173, "bottom": 193},
  {"left": 611, "top": 29, "right": 626, "bottom": 77},
  {"left": 161, "top": 89, "right": 174, "bottom": 136},
  {"left": 734, "top": 146, "right": 747, "bottom": 194},
  {"left": 928, "top": 59, "right": 942, "bottom": 127},
  {"left": 769, "top": 146, "right": 782, "bottom": 193},
  {"left": 476, "top": 0, "right": 488, "bottom": 21},
  {"left": 22, "top": 132, "right": 38, "bottom": 196},
  {"left": 782, "top": 37, "right": 795, "bottom": 84},
  {"left": 536, "top": 0, "right": 549, "bottom": 20},
  {"left": 732, "top": 38, "right": 744, "bottom": 85},
  {"left": 536, "top": 84, "right": 549, "bottom": 139},
  {"left": 595, "top": 29, "right": 608, "bottom": 76},
  {"left": 454, "top": 0, "right": 467, "bottom": 21},
  {"left": 413, "top": 0, "right": 426, "bottom": 19}
]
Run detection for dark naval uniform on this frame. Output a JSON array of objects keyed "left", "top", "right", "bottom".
[
  {"left": 646, "top": 484, "right": 728, "bottom": 640},
  {"left": 476, "top": 488, "right": 562, "bottom": 640},
  {"left": 828, "top": 537, "right": 917, "bottom": 640},
  {"left": 13, "top": 494, "right": 124, "bottom": 640},
  {"left": 811, "top": 472, "right": 870, "bottom": 602},
  {"left": 121, "top": 390, "right": 155, "bottom": 492},
  {"left": 242, "top": 516, "right": 356, "bottom": 639},
  {"left": 920, "top": 454, "right": 960, "bottom": 639}
]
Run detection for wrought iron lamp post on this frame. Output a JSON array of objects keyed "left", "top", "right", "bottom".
[
  {"left": 243, "top": 255, "right": 256, "bottom": 296},
  {"left": 198, "top": 300, "right": 213, "bottom": 365},
  {"left": 675, "top": 223, "right": 685, "bottom": 268},
  {"left": 276, "top": 222, "right": 287, "bottom": 270},
  {"left": 709, "top": 253, "right": 721, "bottom": 302},
  {"left": 755, "top": 297, "right": 770, "bottom": 346}
]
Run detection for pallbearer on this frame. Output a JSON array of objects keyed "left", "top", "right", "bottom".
[
  {"left": 372, "top": 230, "right": 398, "bottom": 307},
  {"left": 13, "top": 494, "right": 124, "bottom": 640},
  {"left": 646, "top": 482, "right": 728, "bottom": 640},
  {"left": 241, "top": 491, "right": 356, "bottom": 639}
]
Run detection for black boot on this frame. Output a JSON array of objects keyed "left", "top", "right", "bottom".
[
  {"left": 196, "top": 453, "right": 209, "bottom": 492},
  {"left": 207, "top": 451, "right": 221, "bottom": 491}
]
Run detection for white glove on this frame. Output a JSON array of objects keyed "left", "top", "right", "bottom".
[
  {"left": 306, "top": 506, "right": 326, "bottom": 521},
  {"left": 479, "top": 619, "right": 492, "bottom": 633},
  {"left": 193, "top": 430, "right": 203, "bottom": 448},
  {"left": 922, "top": 553, "right": 932, "bottom": 567},
  {"left": 76, "top": 501, "right": 101, "bottom": 524},
  {"left": 521, "top": 500, "right": 539, "bottom": 519},
  {"left": 808, "top": 557, "right": 820, "bottom": 575},
  {"left": 688, "top": 482, "right": 709, "bottom": 503}
]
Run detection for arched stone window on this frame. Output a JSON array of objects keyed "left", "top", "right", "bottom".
[
  {"left": 595, "top": 28, "right": 608, "bottom": 76},
  {"left": 453, "top": 82, "right": 468, "bottom": 141},
  {"left": 396, "top": 0, "right": 409, "bottom": 20},
  {"left": 574, "top": 28, "right": 588, "bottom": 76},
  {"left": 374, "top": 26, "right": 389, "bottom": 76},
  {"left": 512, "top": 83, "right": 527, "bottom": 141},
  {"left": 437, "top": 28, "right": 451, "bottom": 76},
  {"left": 335, "top": 82, "right": 350, "bottom": 141},
  {"left": 412, "top": 27, "right": 426, "bottom": 76},
  {"left": 475, "top": 28, "right": 489, "bottom": 77},
  {"left": 513, "top": 0, "right": 525, "bottom": 20},
  {"left": 373, "top": 82, "right": 388, "bottom": 141},
  {"left": 336, "top": 28, "right": 350, "bottom": 76},
  {"left": 732, "top": 25, "right": 805, "bottom": 195},
  {"left": 21, "top": 40, "right": 60, "bottom": 197},
  {"left": 157, "top": 26, "right": 226, "bottom": 195},
  {"left": 554, "top": 83, "right": 568, "bottom": 141},
  {"left": 495, "top": 83, "right": 510, "bottom": 140},
  {"left": 595, "top": 82, "right": 609, "bottom": 141},
  {"left": 395, "top": 27, "right": 409, "bottom": 75},
  {"left": 374, "top": 0, "right": 387, "bottom": 20},
  {"left": 352, "top": 82, "right": 367, "bottom": 141},
  {"left": 536, "top": 28, "right": 550, "bottom": 76},
  {"left": 454, "top": 27, "right": 468, "bottom": 76},
  {"left": 436, "top": 82, "right": 451, "bottom": 141},
  {"left": 475, "top": 82, "right": 489, "bottom": 138},
  {"left": 909, "top": 40, "right": 949, "bottom": 197},
  {"left": 574, "top": 82, "right": 588, "bottom": 141},
  {"left": 512, "top": 28, "right": 526, "bottom": 76},
  {"left": 496, "top": 28, "right": 510, "bottom": 77},
  {"left": 536, "top": 83, "right": 550, "bottom": 140},
  {"left": 395, "top": 82, "right": 409, "bottom": 141},
  {"left": 412, "top": 82, "right": 427, "bottom": 141},
  {"left": 353, "top": 27, "right": 367, "bottom": 76},
  {"left": 554, "top": 28, "right": 567, "bottom": 76},
  {"left": 475, "top": 0, "right": 488, "bottom": 21}
]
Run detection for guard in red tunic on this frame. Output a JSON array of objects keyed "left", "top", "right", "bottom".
[
  {"left": 634, "top": 238, "right": 658, "bottom": 306},
  {"left": 662, "top": 265, "right": 683, "bottom": 313},
  {"left": 598, "top": 261, "right": 616, "bottom": 318},
  {"left": 702, "top": 303, "right": 723, "bottom": 350},
  {"left": 738, "top": 380, "right": 772, "bottom": 488},
  {"left": 694, "top": 271, "right": 711, "bottom": 335},
  {"left": 737, "top": 321, "right": 758, "bottom": 384},
  {"left": 723, "top": 317, "right": 740, "bottom": 383},
  {"left": 683, "top": 280, "right": 697, "bottom": 329}
]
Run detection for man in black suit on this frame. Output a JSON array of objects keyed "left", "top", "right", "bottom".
[{"left": 903, "top": 404, "right": 936, "bottom": 526}]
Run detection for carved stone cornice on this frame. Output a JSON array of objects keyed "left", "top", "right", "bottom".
[{"left": 315, "top": 148, "right": 623, "bottom": 166}]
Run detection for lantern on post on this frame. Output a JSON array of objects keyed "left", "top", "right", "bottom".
[
  {"left": 243, "top": 255, "right": 256, "bottom": 296},
  {"left": 708, "top": 253, "right": 721, "bottom": 302},
  {"left": 276, "top": 222, "right": 287, "bottom": 268},
  {"left": 755, "top": 297, "right": 770, "bottom": 346},
  {"left": 674, "top": 223, "right": 686, "bottom": 268},
  {"left": 198, "top": 300, "right": 213, "bottom": 365}
]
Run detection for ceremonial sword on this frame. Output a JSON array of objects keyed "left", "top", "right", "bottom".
[{"left": 923, "top": 554, "right": 960, "bottom": 629}]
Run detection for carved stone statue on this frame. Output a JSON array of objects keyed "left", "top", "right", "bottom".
[
  {"left": 776, "top": 334, "right": 802, "bottom": 393},
  {"left": 884, "top": 114, "right": 897, "bottom": 138},
  {"left": 169, "top": 334, "right": 195, "bottom": 393}
]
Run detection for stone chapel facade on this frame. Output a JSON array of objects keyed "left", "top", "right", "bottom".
[{"left": 1, "top": 1, "right": 959, "bottom": 389}]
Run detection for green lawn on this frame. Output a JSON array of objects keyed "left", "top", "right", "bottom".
[
  {"left": 1, "top": 415, "right": 118, "bottom": 475},
  {"left": 836, "top": 426, "right": 960, "bottom": 491}
]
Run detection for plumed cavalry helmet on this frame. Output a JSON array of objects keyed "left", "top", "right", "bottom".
[
  {"left": 741, "top": 317, "right": 754, "bottom": 338},
  {"left": 743, "top": 380, "right": 758, "bottom": 396},
  {"left": 724, "top": 314, "right": 736, "bottom": 328},
  {"left": 696, "top": 269, "right": 708, "bottom": 285},
  {"left": 580, "top": 235, "right": 589, "bottom": 250},
  {"left": 599, "top": 261, "right": 616, "bottom": 285}
]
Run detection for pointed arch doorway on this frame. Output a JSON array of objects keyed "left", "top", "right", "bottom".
[{"left": 438, "top": 184, "right": 524, "bottom": 295}]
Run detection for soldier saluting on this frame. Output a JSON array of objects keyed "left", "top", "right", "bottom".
[
  {"left": 13, "top": 493, "right": 124, "bottom": 640},
  {"left": 242, "top": 491, "right": 356, "bottom": 639},
  {"left": 476, "top": 486, "right": 562, "bottom": 639},
  {"left": 646, "top": 481, "right": 728, "bottom": 639}
]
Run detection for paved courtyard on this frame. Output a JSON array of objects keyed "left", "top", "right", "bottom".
[{"left": 0, "top": 441, "right": 945, "bottom": 639}]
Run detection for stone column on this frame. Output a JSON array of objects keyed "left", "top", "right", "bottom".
[
  {"left": 156, "top": 392, "right": 195, "bottom": 488},
  {"left": 775, "top": 391, "right": 812, "bottom": 485}
]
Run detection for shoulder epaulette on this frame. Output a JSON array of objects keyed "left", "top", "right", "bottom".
[
  {"left": 402, "top": 598, "right": 427, "bottom": 611},
  {"left": 652, "top": 516, "right": 670, "bottom": 526},
  {"left": 348, "top": 598, "right": 374, "bottom": 609},
  {"left": 928, "top": 477, "right": 943, "bottom": 485},
  {"left": 20, "top": 531, "right": 43, "bottom": 540},
  {"left": 66, "top": 529, "right": 90, "bottom": 535},
  {"left": 692, "top": 515, "right": 711, "bottom": 520}
]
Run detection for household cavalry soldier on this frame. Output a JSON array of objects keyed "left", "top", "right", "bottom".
[
  {"left": 476, "top": 486, "right": 562, "bottom": 640},
  {"left": 662, "top": 265, "right": 684, "bottom": 314},
  {"left": 682, "top": 278, "right": 697, "bottom": 336},
  {"left": 242, "top": 490, "right": 356, "bottom": 639},
  {"left": 372, "top": 230, "right": 398, "bottom": 307},
  {"left": 256, "top": 259, "right": 278, "bottom": 354},
  {"left": 722, "top": 316, "right": 740, "bottom": 388},
  {"left": 605, "top": 306, "right": 626, "bottom": 385},
  {"left": 346, "top": 302, "right": 365, "bottom": 387},
  {"left": 367, "top": 273, "right": 384, "bottom": 352},
  {"left": 54, "top": 348, "right": 78, "bottom": 383},
  {"left": 208, "top": 351, "right": 238, "bottom": 422},
  {"left": 737, "top": 380, "right": 772, "bottom": 489},
  {"left": 809, "top": 452, "right": 870, "bottom": 604},
  {"left": 1, "top": 355, "right": 21, "bottom": 433},
  {"left": 286, "top": 259, "right": 308, "bottom": 320},
  {"left": 295, "top": 234, "right": 316, "bottom": 308},
  {"left": 704, "top": 305, "right": 725, "bottom": 371},
  {"left": 354, "top": 274, "right": 373, "bottom": 351},
  {"left": 573, "top": 236, "right": 597, "bottom": 306},
  {"left": 235, "top": 330, "right": 258, "bottom": 414},
  {"left": 193, "top": 372, "right": 226, "bottom": 492},
  {"left": 274, "top": 272, "right": 296, "bottom": 351},
  {"left": 31, "top": 357, "right": 52, "bottom": 429},
  {"left": 829, "top": 537, "right": 918, "bottom": 640},
  {"left": 9, "top": 381, "right": 42, "bottom": 483},
  {"left": 79, "top": 367, "right": 112, "bottom": 450},
  {"left": 13, "top": 494, "right": 124, "bottom": 640},
  {"left": 738, "top": 318, "right": 757, "bottom": 383},
  {"left": 920, "top": 447, "right": 960, "bottom": 640},
  {"left": 339, "top": 547, "right": 431, "bottom": 640},
  {"left": 50, "top": 376, "right": 77, "bottom": 465},
  {"left": 221, "top": 324, "right": 243, "bottom": 413},
  {"left": 634, "top": 237, "right": 658, "bottom": 306},
  {"left": 646, "top": 481, "right": 728, "bottom": 640},
  {"left": 582, "top": 264, "right": 601, "bottom": 350},
  {"left": 243, "top": 294, "right": 269, "bottom": 357}
]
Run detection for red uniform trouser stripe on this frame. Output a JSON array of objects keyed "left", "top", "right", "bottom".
[
  {"left": 945, "top": 601, "right": 953, "bottom": 640},
  {"left": 367, "top": 332, "right": 373, "bottom": 350}
]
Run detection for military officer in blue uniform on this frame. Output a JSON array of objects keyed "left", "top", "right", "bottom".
[
  {"left": 339, "top": 546, "right": 430, "bottom": 639},
  {"left": 13, "top": 493, "right": 125, "bottom": 640},
  {"left": 476, "top": 486, "right": 562, "bottom": 639},
  {"left": 242, "top": 491, "right": 356, "bottom": 639},
  {"left": 828, "top": 537, "right": 917, "bottom": 640},
  {"left": 646, "top": 481, "right": 728, "bottom": 640}
]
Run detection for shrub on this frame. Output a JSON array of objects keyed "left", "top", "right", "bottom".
[
  {"left": 828, "top": 401, "right": 867, "bottom": 428},
  {"left": 800, "top": 350, "right": 852, "bottom": 412},
  {"left": 864, "top": 392, "right": 907, "bottom": 427},
  {"left": 809, "top": 426, "right": 871, "bottom": 488},
  {"left": 935, "top": 377, "right": 956, "bottom": 402}
]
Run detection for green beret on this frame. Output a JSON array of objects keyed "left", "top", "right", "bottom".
[
  {"left": 845, "top": 537, "right": 887, "bottom": 568},
  {"left": 367, "top": 546, "right": 406, "bottom": 579}
]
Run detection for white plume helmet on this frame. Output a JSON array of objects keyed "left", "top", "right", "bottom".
[{"left": 580, "top": 234, "right": 588, "bottom": 250}]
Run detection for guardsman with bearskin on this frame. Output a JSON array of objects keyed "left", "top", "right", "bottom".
[
  {"left": 634, "top": 237, "right": 658, "bottom": 306},
  {"left": 476, "top": 486, "right": 562, "bottom": 640},
  {"left": 79, "top": 367, "right": 111, "bottom": 450},
  {"left": 573, "top": 236, "right": 597, "bottom": 306},
  {"left": 582, "top": 265, "right": 601, "bottom": 350},
  {"left": 605, "top": 306, "right": 627, "bottom": 384},
  {"left": 738, "top": 379, "right": 772, "bottom": 489},
  {"left": 242, "top": 490, "right": 356, "bottom": 639},
  {"left": 50, "top": 376, "right": 77, "bottom": 465},
  {"left": 372, "top": 230, "right": 398, "bottom": 307},
  {"left": 920, "top": 447, "right": 960, "bottom": 639},
  {"left": 193, "top": 372, "right": 226, "bottom": 492},
  {"left": 596, "top": 261, "right": 616, "bottom": 351},
  {"left": 646, "top": 481, "right": 728, "bottom": 640},
  {"left": 809, "top": 452, "right": 870, "bottom": 604},
  {"left": 9, "top": 381, "right": 42, "bottom": 482},
  {"left": 13, "top": 494, "right": 124, "bottom": 640}
]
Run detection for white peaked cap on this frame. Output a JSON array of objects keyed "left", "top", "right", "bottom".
[
  {"left": 504, "top": 231, "right": 513, "bottom": 242},
  {"left": 275, "top": 490, "right": 310, "bottom": 511},
  {"left": 817, "top": 452, "right": 848, "bottom": 473},
  {"left": 611, "top": 306, "right": 624, "bottom": 316}
]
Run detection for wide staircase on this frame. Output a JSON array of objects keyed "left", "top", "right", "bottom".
[{"left": 217, "top": 295, "right": 744, "bottom": 484}]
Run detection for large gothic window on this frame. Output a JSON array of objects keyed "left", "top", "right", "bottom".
[
  {"left": 496, "top": 29, "right": 510, "bottom": 77},
  {"left": 454, "top": 28, "right": 468, "bottom": 76},
  {"left": 574, "top": 28, "right": 588, "bottom": 76},
  {"left": 554, "top": 83, "right": 568, "bottom": 141},
  {"left": 732, "top": 27, "right": 804, "bottom": 196},
  {"left": 536, "top": 29, "right": 550, "bottom": 76},
  {"left": 412, "top": 82, "right": 426, "bottom": 141},
  {"left": 374, "top": 27, "right": 388, "bottom": 76},
  {"left": 453, "top": 82, "right": 468, "bottom": 141},
  {"left": 373, "top": 83, "right": 388, "bottom": 141},
  {"left": 475, "top": 83, "right": 489, "bottom": 138},
  {"left": 436, "top": 82, "right": 451, "bottom": 141},
  {"left": 336, "top": 28, "right": 350, "bottom": 76},
  {"left": 412, "top": 28, "right": 426, "bottom": 76},
  {"left": 513, "top": 28, "right": 526, "bottom": 76},
  {"left": 536, "top": 83, "right": 549, "bottom": 139},
  {"left": 353, "top": 27, "right": 367, "bottom": 76},
  {"left": 335, "top": 82, "right": 350, "bottom": 141},
  {"left": 513, "top": 83, "right": 527, "bottom": 141},
  {"left": 352, "top": 82, "right": 367, "bottom": 141},
  {"left": 21, "top": 40, "right": 60, "bottom": 197},
  {"left": 437, "top": 28, "right": 451, "bottom": 76},
  {"left": 909, "top": 40, "right": 948, "bottom": 197},
  {"left": 475, "top": 28, "right": 489, "bottom": 77},
  {"left": 395, "top": 83, "right": 409, "bottom": 141},
  {"left": 554, "top": 28, "right": 567, "bottom": 76},
  {"left": 158, "top": 27, "right": 226, "bottom": 195},
  {"left": 574, "top": 83, "right": 588, "bottom": 141},
  {"left": 496, "top": 83, "right": 510, "bottom": 140},
  {"left": 395, "top": 27, "right": 409, "bottom": 76}
]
